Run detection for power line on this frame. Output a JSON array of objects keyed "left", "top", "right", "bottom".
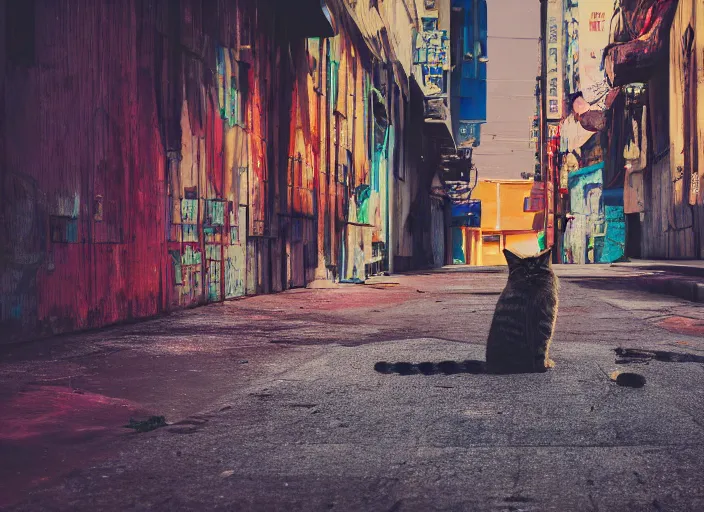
[
  {"left": 482, "top": 133, "right": 532, "bottom": 139},
  {"left": 488, "top": 35, "right": 540, "bottom": 40},
  {"left": 474, "top": 151, "right": 535, "bottom": 156},
  {"left": 486, "top": 79, "right": 538, "bottom": 82},
  {"left": 482, "top": 139, "right": 533, "bottom": 144},
  {"left": 488, "top": 95, "right": 537, "bottom": 99}
]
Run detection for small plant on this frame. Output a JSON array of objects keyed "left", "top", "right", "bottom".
[{"left": 124, "top": 416, "right": 167, "bottom": 433}]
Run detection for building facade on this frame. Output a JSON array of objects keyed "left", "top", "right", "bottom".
[
  {"left": 0, "top": 0, "right": 486, "bottom": 342},
  {"left": 536, "top": 0, "right": 701, "bottom": 263},
  {"left": 454, "top": 179, "right": 543, "bottom": 266}
]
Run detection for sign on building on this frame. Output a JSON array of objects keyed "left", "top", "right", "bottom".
[
  {"left": 545, "top": 0, "right": 564, "bottom": 120},
  {"left": 577, "top": 0, "right": 615, "bottom": 108}
]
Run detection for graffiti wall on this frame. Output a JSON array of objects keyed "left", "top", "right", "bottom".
[
  {"left": 0, "top": 0, "right": 290, "bottom": 341},
  {"left": 0, "top": 0, "right": 445, "bottom": 343},
  {"left": 564, "top": 162, "right": 625, "bottom": 263}
]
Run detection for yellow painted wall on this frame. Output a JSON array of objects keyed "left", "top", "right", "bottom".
[
  {"left": 505, "top": 232, "right": 540, "bottom": 257},
  {"left": 472, "top": 181, "right": 499, "bottom": 229},
  {"left": 462, "top": 231, "right": 540, "bottom": 266},
  {"left": 472, "top": 180, "right": 538, "bottom": 231},
  {"left": 500, "top": 183, "right": 538, "bottom": 231},
  {"left": 472, "top": 180, "right": 536, "bottom": 231},
  {"left": 467, "top": 180, "right": 541, "bottom": 265},
  {"left": 481, "top": 240, "right": 504, "bottom": 266}
]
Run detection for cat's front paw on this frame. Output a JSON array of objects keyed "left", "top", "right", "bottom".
[{"left": 544, "top": 358, "right": 555, "bottom": 369}]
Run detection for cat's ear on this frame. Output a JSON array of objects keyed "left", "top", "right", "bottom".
[
  {"left": 537, "top": 247, "right": 553, "bottom": 266},
  {"left": 503, "top": 248, "right": 522, "bottom": 268}
]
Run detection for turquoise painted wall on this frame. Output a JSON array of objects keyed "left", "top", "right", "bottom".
[
  {"left": 565, "top": 162, "right": 625, "bottom": 264},
  {"left": 452, "top": 227, "right": 466, "bottom": 264}
]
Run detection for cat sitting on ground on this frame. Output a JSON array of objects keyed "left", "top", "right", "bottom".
[{"left": 485, "top": 247, "right": 559, "bottom": 374}]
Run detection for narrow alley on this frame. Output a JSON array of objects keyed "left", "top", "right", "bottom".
[
  {"left": 2, "top": 266, "right": 704, "bottom": 510},
  {"left": 2, "top": 0, "right": 704, "bottom": 510}
]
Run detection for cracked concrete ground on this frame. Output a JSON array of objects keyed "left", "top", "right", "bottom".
[{"left": 1, "top": 265, "right": 704, "bottom": 511}]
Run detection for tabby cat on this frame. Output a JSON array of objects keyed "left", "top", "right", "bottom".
[{"left": 485, "top": 247, "right": 559, "bottom": 374}]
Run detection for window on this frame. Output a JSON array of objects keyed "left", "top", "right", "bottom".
[
  {"left": 422, "top": 17, "right": 438, "bottom": 32},
  {"left": 203, "top": 199, "right": 225, "bottom": 242},
  {"left": 49, "top": 217, "right": 78, "bottom": 243}
]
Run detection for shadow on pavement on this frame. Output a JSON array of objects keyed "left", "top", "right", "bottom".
[
  {"left": 374, "top": 360, "right": 486, "bottom": 375},
  {"left": 562, "top": 277, "right": 639, "bottom": 289},
  {"left": 615, "top": 347, "right": 704, "bottom": 364},
  {"left": 374, "top": 360, "right": 564, "bottom": 376}
]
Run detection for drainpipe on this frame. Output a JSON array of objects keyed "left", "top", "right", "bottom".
[
  {"left": 539, "top": 0, "right": 550, "bottom": 258},
  {"left": 387, "top": 122, "right": 395, "bottom": 274},
  {"left": 552, "top": 130, "right": 560, "bottom": 262}
]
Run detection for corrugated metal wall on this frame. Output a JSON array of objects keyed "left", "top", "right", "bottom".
[
  {"left": 0, "top": 0, "right": 293, "bottom": 341},
  {"left": 2, "top": 0, "right": 168, "bottom": 340}
]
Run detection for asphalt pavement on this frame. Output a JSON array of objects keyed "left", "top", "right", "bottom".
[{"left": 2, "top": 265, "right": 704, "bottom": 511}]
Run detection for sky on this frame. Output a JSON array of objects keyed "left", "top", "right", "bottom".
[{"left": 473, "top": 0, "right": 541, "bottom": 180}]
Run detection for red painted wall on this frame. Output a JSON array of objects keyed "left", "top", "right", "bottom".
[{"left": 2, "top": 0, "right": 168, "bottom": 340}]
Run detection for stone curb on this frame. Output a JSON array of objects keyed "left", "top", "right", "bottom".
[
  {"left": 611, "top": 262, "right": 704, "bottom": 278},
  {"left": 638, "top": 275, "right": 704, "bottom": 303}
]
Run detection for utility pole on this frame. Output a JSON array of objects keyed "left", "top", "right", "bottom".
[{"left": 538, "top": 0, "right": 551, "bottom": 259}]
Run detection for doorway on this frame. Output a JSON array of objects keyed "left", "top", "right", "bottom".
[{"left": 626, "top": 213, "right": 641, "bottom": 259}]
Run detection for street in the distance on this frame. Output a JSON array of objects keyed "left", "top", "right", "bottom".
[{"left": 2, "top": 0, "right": 704, "bottom": 509}]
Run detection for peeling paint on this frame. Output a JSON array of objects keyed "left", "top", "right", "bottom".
[{"left": 1, "top": 0, "right": 463, "bottom": 343}]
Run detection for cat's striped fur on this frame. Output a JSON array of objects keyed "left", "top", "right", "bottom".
[{"left": 485, "top": 247, "right": 559, "bottom": 374}]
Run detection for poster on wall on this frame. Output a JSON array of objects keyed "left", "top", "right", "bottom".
[
  {"left": 546, "top": 0, "right": 564, "bottom": 120},
  {"left": 577, "top": 0, "right": 614, "bottom": 108},
  {"left": 414, "top": 16, "right": 449, "bottom": 97}
]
